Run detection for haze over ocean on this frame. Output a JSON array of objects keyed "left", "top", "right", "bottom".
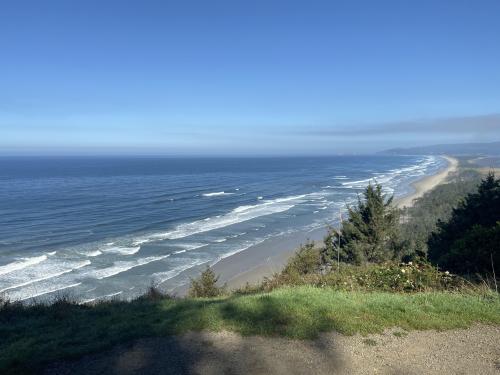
[{"left": 0, "top": 155, "right": 444, "bottom": 301}]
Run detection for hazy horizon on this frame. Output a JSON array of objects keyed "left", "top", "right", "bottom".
[{"left": 2, "top": 1, "right": 500, "bottom": 155}]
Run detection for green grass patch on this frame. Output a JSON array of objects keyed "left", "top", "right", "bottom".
[
  {"left": 392, "top": 330, "right": 408, "bottom": 337},
  {"left": 1, "top": 287, "right": 499, "bottom": 374},
  {"left": 362, "top": 338, "right": 377, "bottom": 346}
]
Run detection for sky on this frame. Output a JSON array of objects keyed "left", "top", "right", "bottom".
[{"left": 1, "top": 0, "right": 500, "bottom": 155}]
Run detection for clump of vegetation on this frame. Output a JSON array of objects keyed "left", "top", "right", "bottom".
[
  {"left": 137, "top": 282, "right": 172, "bottom": 301},
  {"left": 393, "top": 331, "right": 408, "bottom": 338},
  {"left": 362, "top": 338, "right": 377, "bottom": 346},
  {"left": 322, "top": 184, "right": 400, "bottom": 265},
  {"left": 428, "top": 172, "right": 500, "bottom": 276},
  {"left": 188, "top": 266, "right": 226, "bottom": 297},
  {"left": 282, "top": 241, "right": 321, "bottom": 276},
  {"left": 259, "top": 260, "right": 463, "bottom": 293}
]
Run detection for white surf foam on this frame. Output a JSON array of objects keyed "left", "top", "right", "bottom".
[
  {"left": 202, "top": 191, "right": 234, "bottom": 197},
  {"left": 84, "top": 250, "right": 103, "bottom": 257},
  {"left": 152, "top": 258, "right": 208, "bottom": 283},
  {"left": 341, "top": 157, "right": 436, "bottom": 191},
  {"left": 175, "top": 243, "right": 207, "bottom": 251},
  {"left": 102, "top": 245, "right": 140, "bottom": 255},
  {"left": 0, "top": 259, "right": 91, "bottom": 293},
  {"left": 81, "top": 291, "right": 123, "bottom": 304},
  {"left": 212, "top": 238, "right": 267, "bottom": 265},
  {"left": 140, "top": 194, "right": 308, "bottom": 242},
  {"left": 19, "top": 282, "right": 82, "bottom": 301},
  {"left": 86, "top": 255, "right": 170, "bottom": 280},
  {"left": 0, "top": 254, "right": 48, "bottom": 276}
]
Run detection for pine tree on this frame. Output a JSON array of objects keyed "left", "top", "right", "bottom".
[
  {"left": 323, "top": 183, "right": 400, "bottom": 265},
  {"left": 188, "top": 266, "right": 225, "bottom": 297}
]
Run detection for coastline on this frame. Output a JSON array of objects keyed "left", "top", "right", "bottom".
[
  {"left": 395, "top": 155, "right": 458, "bottom": 208},
  {"left": 202, "top": 155, "right": 459, "bottom": 292}
]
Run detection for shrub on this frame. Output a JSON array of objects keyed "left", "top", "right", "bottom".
[
  {"left": 188, "top": 266, "right": 226, "bottom": 298},
  {"left": 322, "top": 261, "right": 463, "bottom": 292},
  {"left": 137, "top": 282, "right": 172, "bottom": 301},
  {"left": 259, "top": 261, "right": 464, "bottom": 293},
  {"left": 282, "top": 241, "right": 321, "bottom": 276}
]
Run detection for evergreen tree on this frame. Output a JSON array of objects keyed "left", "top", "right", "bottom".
[
  {"left": 188, "top": 266, "right": 225, "bottom": 297},
  {"left": 323, "top": 183, "right": 400, "bottom": 265}
]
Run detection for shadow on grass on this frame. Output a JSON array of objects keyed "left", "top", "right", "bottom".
[
  {"left": 0, "top": 294, "right": 346, "bottom": 374},
  {"left": 40, "top": 295, "right": 346, "bottom": 375}
]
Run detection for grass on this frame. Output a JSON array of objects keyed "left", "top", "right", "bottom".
[
  {"left": 1, "top": 286, "right": 499, "bottom": 374},
  {"left": 393, "top": 331, "right": 408, "bottom": 337},
  {"left": 362, "top": 338, "right": 377, "bottom": 346}
]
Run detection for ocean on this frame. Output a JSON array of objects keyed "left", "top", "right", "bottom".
[{"left": 0, "top": 155, "right": 445, "bottom": 302}]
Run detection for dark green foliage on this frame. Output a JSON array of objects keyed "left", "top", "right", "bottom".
[
  {"left": 188, "top": 266, "right": 226, "bottom": 298},
  {"left": 325, "top": 183, "right": 400, "bottom": 264},
  {"left": 428, "top": 172, "right": 500, "bottom": 275},
  {"left": 321, "top": 226, "right": 350, "bottom": 266},
  {"left": 282, "top": 241, "right": 321, "bottom": 276},
  {"left": 400, "top": 169, "right": 482, "bottom": 258},
  {"left": 438, "top": 223, "right": 500, "bottom": 275},
  {"left": 137, "top": 282, "right": 172, "bottom": 301}
]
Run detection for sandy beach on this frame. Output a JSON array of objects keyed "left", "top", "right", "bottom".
[
  {"left": 395, "top": 155, "right": 458, "bottom": 208},
  {"left": 169, "top": 155, "right": 460, "bottom": 293}
]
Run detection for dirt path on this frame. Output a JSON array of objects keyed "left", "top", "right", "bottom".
[{"left": 45, "top": 325, "right": 500, "bottom": 374}]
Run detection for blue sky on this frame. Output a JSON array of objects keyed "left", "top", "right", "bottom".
[{"left": 1, "top": 0, "right": 500, "bottom": 155}]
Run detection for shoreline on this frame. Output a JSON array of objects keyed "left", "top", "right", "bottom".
[
  {"left": 198, "top": 155, "right": 458, "bottom": 292},
  {"left": 395, "top": 155, "right": 458, "bottom": 208}
]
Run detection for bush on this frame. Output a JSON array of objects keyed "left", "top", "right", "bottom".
[
  {"left": 259, "top": 261, "right": 464, "bottom": 293},
  {"left": 188, "top": 266, "right": 226, "bottom": 298},
  {"left": 321, "top": 261, "right": 463, "bottom": 292},
  {"left": 282, "top": 241, "right": 321, "bottom": 276},
  {"left": 137, "top": 282, "right": 172, "bottom": 301}
]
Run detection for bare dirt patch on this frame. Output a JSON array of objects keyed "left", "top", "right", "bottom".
[{"left": 44, "top": 324, "right": 500, "bottom": 374}]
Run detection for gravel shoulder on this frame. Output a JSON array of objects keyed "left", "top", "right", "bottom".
[{"left": 45, "top": 324, "right": 500, "bottom": 375}]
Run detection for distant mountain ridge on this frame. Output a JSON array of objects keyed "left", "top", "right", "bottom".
[{"left": 380, "top": 141, "right": 500, "bottom": 156}]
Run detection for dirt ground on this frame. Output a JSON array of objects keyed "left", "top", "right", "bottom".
[{"left": 44, "top": 325, "right": 500, "bottom": 375}]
